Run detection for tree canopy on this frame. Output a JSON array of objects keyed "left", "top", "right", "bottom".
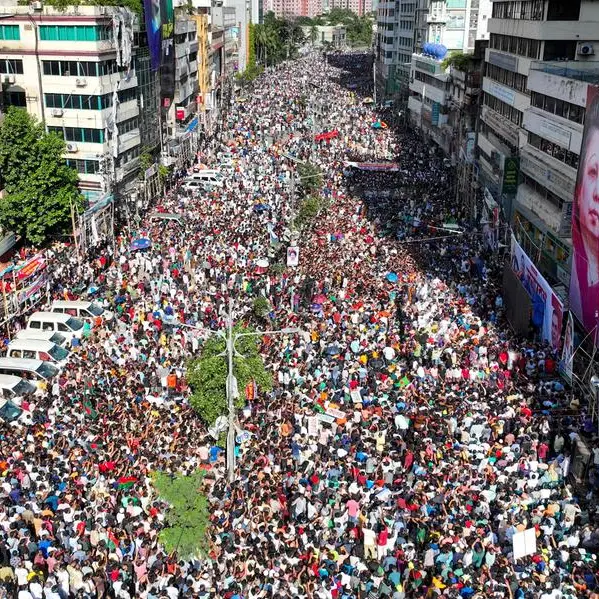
[
  {"left": 186, "top": 324, "right": 273, "bottom": 425},
  {"left": 0, "top": 107, "right": 83, "bottom": 246},
  {"left": 300, "top": 9, "right": 374, "bottom": 47},
  {"left": 151, "top": 470, "right": 209, "bottom": 559}
]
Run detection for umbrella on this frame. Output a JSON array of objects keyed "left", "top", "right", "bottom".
[
  {"left": 363, "top": 97, "right": 374, "bottom": 104},
  {"left": 255, "top": 258, "right": 269, "bottom": 268},
  {"left": 130, "top": 238, "right": 151, "bottom": 251},
  {"left": 253, "top": 203, "right": 271, "bottom": 213},
  {"left": 326, "top": 345, "right": 340, "bottom": 356},
  {"left": 371, "top": 121, "right": 382, "bottom": 129},
  {"left": 386, "top": 272, "right": 398, "bottom": 283}
]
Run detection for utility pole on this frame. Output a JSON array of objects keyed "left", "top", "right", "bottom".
[{"left": 373, "top": 54, "right": 377, "bottom": 105}]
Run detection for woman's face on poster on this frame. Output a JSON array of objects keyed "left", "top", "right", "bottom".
[{"left": 579, "top": 128, "right": 599, "bottom": 241}]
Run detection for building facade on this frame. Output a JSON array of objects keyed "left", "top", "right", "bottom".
[
  {"left": 0, "top": 4, "right": 142, "bottom": 204},
  {"left": 478, "top": 0, "right": 599, "bottom": 287}
]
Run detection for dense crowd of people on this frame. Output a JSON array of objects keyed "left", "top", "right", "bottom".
[{"left": 0, "top": 53, "right": 599, "bottom": 599}]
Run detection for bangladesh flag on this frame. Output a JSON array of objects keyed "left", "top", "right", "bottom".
[
  {"left": 117, "top": 476, "right": 137, "bottom": 490},
  {"left": 82, "top": 399, "right": 98, "bottom": 420}
]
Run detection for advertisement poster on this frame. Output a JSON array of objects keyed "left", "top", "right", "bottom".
[
  {"left": 570, "top": 85, "right": 599, "bottom": 343},
  {"left": 160, "top": 0, "right": 175, "bottom": 110},
  {"left": 287, "top": 246, "right": 299, "bottom": 267},
  {"left": 559, "top": 311, "right": 574, "bottom": 383},
  {"left": 143, "top": 0, "right": 162, "bottom": 71},
  {"left": 511, "top": 233, "right": 563, "bottom": 349}
]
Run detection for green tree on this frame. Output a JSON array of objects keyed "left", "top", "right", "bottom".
[
  {"left": 151, "top": 470, "right": 209, "bottom": 559},
  {"left": 0, "top": 107, "right": 82, "bottom": 246},
  {"left": 297, "top": 161, "right": 322, "bottom": 194},
  {"left": 186, "top": 324, "right": 273, "bottom": 424}
]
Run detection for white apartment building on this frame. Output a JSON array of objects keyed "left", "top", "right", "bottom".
[
  {"left": 407, "top": 0, "right": 491, "bottom": 138},
  {"left": 0, "top": 4, "right": 141, "bottom": 204},
  {"left": 478, "top": 0, "right": 599, "bottom": 286}
]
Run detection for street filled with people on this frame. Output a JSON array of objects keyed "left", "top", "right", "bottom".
[{"left": 1, "top": 53, "right": 599, "bottom": 599}]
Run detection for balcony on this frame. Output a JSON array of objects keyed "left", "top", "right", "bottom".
[
  {"left": 515, "top": 181, "right": 562, "bottom": 235},
  {"left": 520, "top": 143, "right": 576, "bottom": 202},
  {"left": 480, "top": 105, "right": 520, "bottom": 149},
  {"left": 523, "top": 106, "right": 582, "bottom": 154}
]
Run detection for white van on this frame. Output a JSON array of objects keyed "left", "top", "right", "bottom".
[
  {"left": 185, "top": 172, "right": 224, "bottom": 186},
  {"left": 6, "top": 339, "right": 70, "bottom": 367},
  {"left": 26, "top": 312, "right": 84, "bottom": 344},
  {"left": 15, "top": 329, "right": 68, "bottom": 348},
  {"left": 0, "top": 374, "right": 38, "bottom": 404},
  {"left": 50, "top": 300, "right": 114, "bottom": 324},
  {"left": 182, "top": 180, "right": 212, "bottom": 191},
  {"left": 0, "top": 357, "right": 59, "bottom": 384}
]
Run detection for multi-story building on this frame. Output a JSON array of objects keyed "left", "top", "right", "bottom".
[
  {"left": 407, "top": 0, "right": 490, "bottom": 144},
  {"left": 478, "top": 0, "right": 599, "bottom": 287},
  {"left": 376, "top": 0, "right": 418, "bottom": 104},
  {"left": 266, "top": 0, "right": 323, "bottom": 19},
  {"left": 0, "top": 4, "right": 142, "bottom": 205},
  {"left": 328, "top": 0, "right": 372, "bottom": 16}
]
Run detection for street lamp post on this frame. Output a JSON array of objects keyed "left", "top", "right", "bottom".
[{"left": 165, "top": 298, "right": 299, "bottom": 483}]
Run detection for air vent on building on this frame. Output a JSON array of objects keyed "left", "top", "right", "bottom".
[
  {"left": 66, "top": 143, "right": 78, "bottom": 153},
  {"left": 578, "top": 43, "right": 595, "bottom": 56}
]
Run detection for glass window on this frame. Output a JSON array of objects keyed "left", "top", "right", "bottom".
[
  {"left": 0, "top": 25, "right": 20, "bottom": 41},
  {"left": 0, "top": 59, "right": 23, "bottom": 74}
]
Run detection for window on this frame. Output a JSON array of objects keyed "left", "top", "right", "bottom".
[
  {"left": 118, "top": 116, "right": 140, "bottom": 134},
  {"left": 486, "top": 64, "right": 529, "bottom": 94},
  {"left": 42, "top": 61, "right": 104, "bottom": 77},
  {"left": 492, "top": 0, "right": 544, "bottom": 20},
  {"left": 30, "top": 321, "right": 41, "bottom": 330},
  {"left": 0, "top": 25, "right": 20, "bottom": 41},
  {"left": 483, "top": 92, "right": 523, "bottom": 126},
  {"left": 39, "top": 25, "right": 112, "bottom": 42},
  {"left": 490, "top": 33, "right": 541, "bottom": 59},
  {"left": 546, "top": 0, "right": 580, "bottom": 21},
  {"left": 543, "top": 40, "right": 577, "bottom": 62},
  {"left": 65, "top": 159, "right": 100, "bottom": 174},
  {"left": 528, "top": 132, "right": 579, "bottom": 169},
  {"left": 521, "top": 173, "right": 568, "bottom": 211},
  {"left": 44, "top": 93, "right": 114, "bottom": 110},
  {"left": 48, "top": 127, "right": 104, "bottom": 144},
  {"left": 0, "top": 59, "right": 23, "bottom": 75},
  {"left": 5, "top": 91, "right": 26, "bottom": 107},
  {"left": 530, "top": 91, "right": 584, "bottom": 124}
]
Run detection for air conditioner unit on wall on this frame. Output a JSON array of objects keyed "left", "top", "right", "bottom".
[
  {"left": 4, "top": 75, "right": 15, "bottom": 84},
  {"left": 31, "top": 1, "right": 43, "bottom": 10},
  {"left": 578, "top": 43, "right": 594, "bottom": 56},
  {"left": 75, "top": 78, "right": 87, "bottom": 87},
  {"left": 66, "top": 143, "right": 78, "bottom": 153},
  {"left": 51, "top": 108, "right": 64, "bottom": 117}
]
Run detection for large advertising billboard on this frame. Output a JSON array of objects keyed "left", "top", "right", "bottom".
[
  {"left": 570, "top": 85, "right": 599, "bottom": 342},
  {"left": 160, "top": 0, "right": 175, "bottom": 111},
  {"left": 511, "top": 233, "right": 563, "bottom": 349},
  {"left": 143, "top": 0, "right": 162, "bottom": 71}
]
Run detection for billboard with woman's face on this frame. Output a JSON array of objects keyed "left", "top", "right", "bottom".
[{"left": 570, "top": 85, "right": 599, "bottom": 341}]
